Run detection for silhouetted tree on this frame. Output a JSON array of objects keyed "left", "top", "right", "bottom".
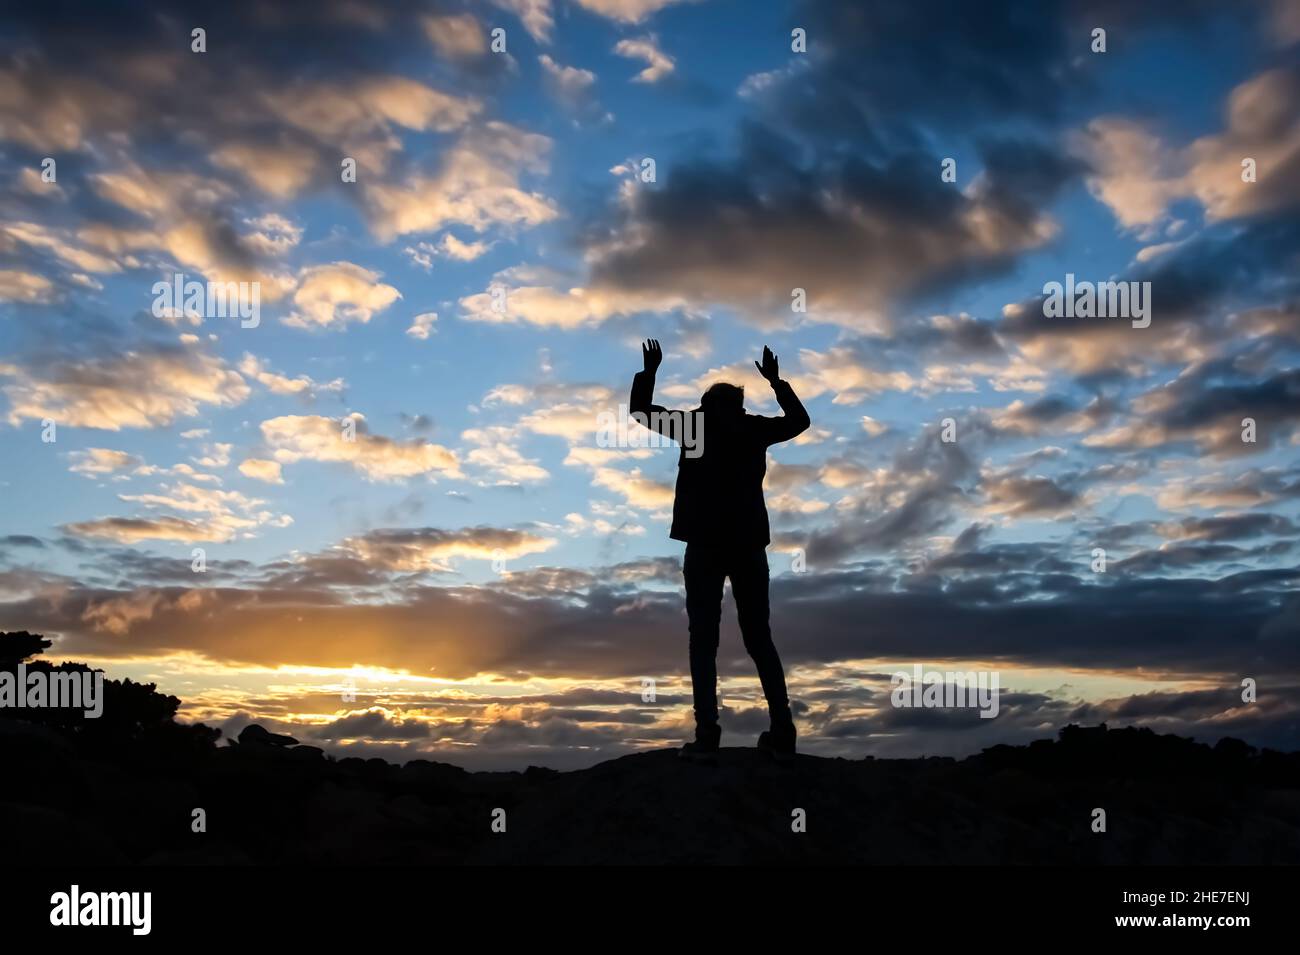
[{"left": 0, "top": 629, "right": 220, "bottom": 758}]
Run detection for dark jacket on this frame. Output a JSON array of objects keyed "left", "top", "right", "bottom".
[{"left": 629, "top": 370, "right": 810, "bottom": 547}]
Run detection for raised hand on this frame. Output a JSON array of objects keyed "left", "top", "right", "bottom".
[
  {"left": 754, "top": 345, "right": 779, "bottom": 383},
  {"left": 642, "top": 338, "right": 663, "bottom": 374}
]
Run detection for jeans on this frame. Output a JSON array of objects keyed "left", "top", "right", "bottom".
[{"left": 683, "top": 541, "right": 793, "bottom": 730}]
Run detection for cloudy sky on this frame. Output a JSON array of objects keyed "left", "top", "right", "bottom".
[{"left": 1, "top": 0, "right": 1297, "bottom": 769}]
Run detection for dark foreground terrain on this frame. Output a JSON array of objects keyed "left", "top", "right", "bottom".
[{"left": 4, "top": 630, "right": 1300, "bottom": 865}]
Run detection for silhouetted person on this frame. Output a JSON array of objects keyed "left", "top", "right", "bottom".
[{"left": 630, "top": 340, "right": 810, "bottom": 760}]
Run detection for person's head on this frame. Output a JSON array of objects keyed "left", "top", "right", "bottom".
[{"left": 701, "top": 382, "right": 744, "bottom": 417}]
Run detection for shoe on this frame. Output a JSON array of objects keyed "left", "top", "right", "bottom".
[
  {"left": 679, "top": 724, "right": 721, "bottom": 763},
  {"left": 757, "top": 723, "right": 796, "bottom": 761}
]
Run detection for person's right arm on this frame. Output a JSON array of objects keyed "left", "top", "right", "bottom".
[{"left": 630, "top": 339, "right": 687, "bottom": 440}]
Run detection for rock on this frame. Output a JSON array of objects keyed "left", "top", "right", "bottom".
[
  {"left": 238, "top": 723, "right": 299, "bottom": 748},
  {"left": 4, "top": 713, "right": 1299, "bottom": 865}
]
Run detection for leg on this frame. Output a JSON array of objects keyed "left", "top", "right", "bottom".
[
  {"left": 683, "top": 541, "right": 726, "bottom": 730},
  {"left": 729, "top": 546, "right": 793, "bottom": 730}
]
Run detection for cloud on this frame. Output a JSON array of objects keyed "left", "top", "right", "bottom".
[
  {"left": 980, "top": 470, "right": 1080, "bottom": 517},
  {"left": 2, "top": 222, "right": 121, "bottom": 275},
  {"left": 585, "top": 134, "right": 1075, "bottom": 325},
  {"left": 796, "top": 347, "right": 917, "bottom": 402},
  {"left": 577, "top": 0, "right": 696, "bottom": 21},
  {"left": 750, "top": 0, "right": 1229, "bottom": 140},
  {"left": 241, "top": 214, "right": 304, "bottom": 257},
  {"left": 992, "top": 396, "right": 1111, "bottom": 437},
  {"left": 538, "top": 54, "right": 599, "bottom": 108},
  {"left": 5, "top": 550, "right": 1296, "bottom": 690},
  {"left": 338, "top": 525, "right": 556, "bottom": 570},
  {"left": 239, "top": 459, "right": 284, "bottom": 485},
  {"left": 76, "top": 480, "right": 292, "bottom": 542},
  {"left": 260, "top": 413, "right": 461, "bottom": 482},
  {"left": 997, "top": 213, "right": 1300, "bottom": 379},
  {"left": 562, "top": 512, "right": 647, "bottom": 537},
  {"left": 238, "top": 353, "right": 344, "bottom": 398},
  {"left": 406, "top": 312, "right": 439, "bottom": 340},
  {"left": 491, "top": 0, "right": 694, "bottom": 41},
  {"left": 0, "top": 57, "right": 139, "bottom": 151},
  {"left": 81, "top": 165, "right": 298, "bottom": 297},
  {"left": 1272, "top": 0, "right": 1300, "bottom": 42},
  {"left": 1081, "top": 362, "right": 1300, "bottom": 458},
  {"left": 405, "top": 235, "right": 493, "bottom": 269},
  {"left": 364, "top": 123, "right": 557, "bottom": 241},
  {"left": 423, "top": 13, "right": 488, "bottom": 58},
  {"left": 613, "top": 36, "right": 674, "bottom": 83},
  {"left": 461, "top": 425, "right": 550, "bottom": 485},
  {"left": 1153, "top": 467, "right": 1300, "bottom": 511},
  {"left": 490, "top": 0, "right": 554, "bottom": 43},
  {"left": 460, "top": 283, "right": 686, "bottom": 328},
  {"left": 519, "top": 396, "right": 615, "bottom": 442},
  {"left": 192, "top": 442, "right": 232, "bottom": 469},
  {"left": 61, "top": 516, "right": 231, "bottom": 544},
  {"left": 1158, "top": 513, "right": 1297, "bottom": 542},
  {"left": 0, "top": 269, "right": 54, "bottom": 303},
  {"left": 799, "top": 422, "right": 982, "bottom": 563},
  {"left": 285, "top": 262, "right": 402, "bottom": 330},
  {"left": 591, "top": 466, "right": 674, "bottom": 509},
  {"left": 0, "top": 342, "right": 250, "bottom": 430},
  {"left": 0, "top": 2, "right": 489, "bottom": 159},
  {"left": 0, "top": 0, "right": 513, "bottom": 313},
  {"left": 211, "top": 141, "right": 319, "bottom": 200},
  {"left": 261, "top": 74, "right": 481, "bottom": 141},
  {"left": 67, "top": 448, "right": 147, "bottom": 479},
  {"left": 483, "top": 382, "right": 618, "bottom": 407},
  {"left": 1078, "top": 66, "right": 1300, "bottom": 229},
  {"left": 313, "top": 708, "right": 432, "bottom": 740}
]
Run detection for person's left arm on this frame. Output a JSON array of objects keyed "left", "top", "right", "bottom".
[{"left": 751, "top": 345, "right": 810, "bottom": 445}]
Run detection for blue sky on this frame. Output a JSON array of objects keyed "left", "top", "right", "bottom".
[{"left": 1, "top": 0, "right": 1298, "bottom": 769}]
